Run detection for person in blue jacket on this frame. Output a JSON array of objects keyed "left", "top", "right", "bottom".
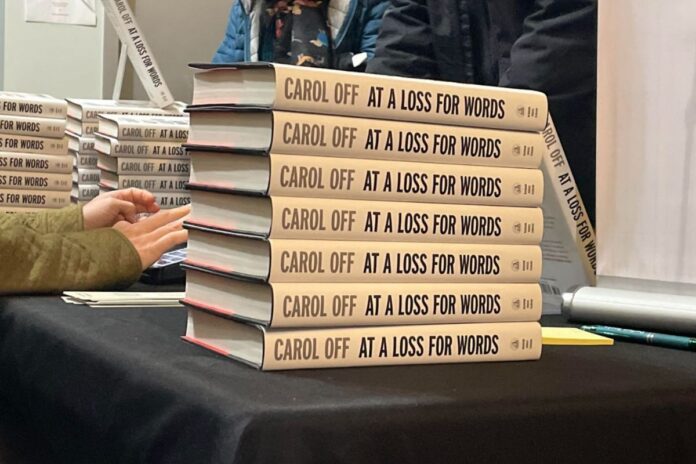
[{"left": 212, "top": 0, "right": 390, "bottom": 70}]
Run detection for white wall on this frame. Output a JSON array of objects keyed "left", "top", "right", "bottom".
[
  {"left": 1, "top": 0, "right": 230, "bottom": 101},
  {"left": 597, "top": 1, "right": 696, "bottom": 291},
  {"left": 2, "top": 1, "right": 118, "bottom": 98}
]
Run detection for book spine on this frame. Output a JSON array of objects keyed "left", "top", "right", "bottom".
[
  {"left": 100, "top": 139, "right": 187, "bottom": 159},
  {"left": 267, "top": 240, "right": 541, "bottom": 283},
  {"left": 79, "top": 139, "right": 96, "bottom": 153},
  {"left": 83, "top": 122, "right": 99, "bottom": 136},
  {"left": 0, "top": 152, "right": 71, "bottom": 174},
  {"left": 67, "top": 134, "right": 96, "bottom": 154},
  {"left": 268, "top": 154, "right": 543, "bottom": 207},
  {"left": 0, "top": 189, "right": 71, "bottom": 208},
  {"left": 76, "top": 168, "right": 101, "bottom": 184},
  {"left": 261, "top": 320, "right": 541, "bottom": 369},
  {"left": 273, "top": 65, "right": 548, "bottom": 131},
  {"left": 263, "top": 197, "right": 543, "bottom": 244},
  {"left": 0, "top": 115, "right": 66, "bottom": 138},
  {"left": 102, "top": 0, "right": 174, "bottom": 107},
  {"left": 72, "top": 184, "right": 100, "bottom": 201},
  {"left": 271, "top": 111, "right": 544, "bottom": 169},
  {"left": 80, "top": 107, "right": 184, "bottom": 123},
  {"left": 73, "top": 152, "right": 98, "bottom": 168},
  {"left": 113, "top": 123, "right": 189, "bottom": 142},
  {"left": 540, "top": 116, "right": 597, "bottom": 304},
  {"left": 115, "top": 158, "right": 190, "bottom": 176},
  {"left": 0, "top": 134, "right": 68, "bottom": 156},
  {"left": 271, "top": 282, "right": 541, "bottom": 327},
  {"left": 116, "top": 175, "right": 188, "bottom": 192},
  {"left": 0, "top": 170, "right": 71, "bottom": 191},
  {"left": 154, "top": 192, "right": 191, "bottom": 209},
  {"left": 0, "top": 95, "right": 67, "bottom": 119}
]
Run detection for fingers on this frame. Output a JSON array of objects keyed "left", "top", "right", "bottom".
[
  {"left": 139, "top": 224, "right": 188, "bottom": 270},
  {"left": 113, "top": 188, "right": 160, "bottom": 214},
  {"left": 134, "top": 204, "right": 191, "bottom": 233},
  {"left": 111, "top": 199, "right": 138, "bottom": 223}
]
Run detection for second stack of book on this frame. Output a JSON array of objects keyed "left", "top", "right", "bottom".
[
  {"left": 181, "top": 64, "right": 548, "bottom": 370},
  {"left": 65, "top": 99, "right": 186, "bottom": 205},
  {"left": 95, "top": 114, "right": 191, "bottom": 208}
]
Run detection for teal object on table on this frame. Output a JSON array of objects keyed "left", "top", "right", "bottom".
[{"left": 581, "top": 325, "right": 696, "bottom": 352}]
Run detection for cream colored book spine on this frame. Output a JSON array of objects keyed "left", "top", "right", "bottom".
[
  {"left": 73, "top": 152, "right": 98, "bottom": 169},
  {"left": 270, "top": 111, "right": 544, "bottom": 168},
  {"left": 72, "top": 184, "right": 99, "bottom": 201},
  {"left": 265, "top": 240, "right": 541, "bottom": 283},
  {"left": 101, "top": 0, "right": 174, "bottom": 107},
  {"left": 187, "top": 279, "right": 541, "bottom": 328},
  {"left": 268, "top": 154, "right": 543, "bottom": 207},
  {"left": 0, "top": 134, "right": 68, "bottom": 156},
  {"left": 261, "top": 321, "right": 541, "bottom": 369},
  {"left": 186, "top": 309, "right": 542, "bottom": 370},
  {"left": 113, "top": 158, "right": 190, "bottom": 176},
  {"left": 100, "top": 116, "right": 189, "bottom": 141},
  {"left": 110, "top": 175, "right": 188, "bottom": 192},
  {"left": 271, "top": 283, "right": 541, "bottom": 327},
  {"left": 154, "top": 192, "right": 191, "bottom": 209},
  {"left": 0, "top": 114, "right": 65, "bottom": 138},
  {"left": 539, "top": 116, "right": 596, "bottom": 309},
  {"left": 98, "top": 138, "right": 187, "bottom": 159},
  {"left": 75, "top": 168, "right": 100, "bottom": 185},
  {"left": 264, "top": 197, "right": 543, "bottom": 244},
  {"left": 0, "top": 152, "right": 71, "bottom": 174},
  {"left": 0, "top": 92, "right": 67, "bottom": 118},
  {"left": 0, "top": 189, "right": 70, "bottom": 208},
  {"left": 271, "top": 64, "right": 548, "bottom": 131},
  {"left": 0, "top": 170, "right": 71, "bottom": 191}
]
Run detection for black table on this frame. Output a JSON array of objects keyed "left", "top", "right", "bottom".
[{"left": 1, "top": 294, "right": 696, "bottom": 464}]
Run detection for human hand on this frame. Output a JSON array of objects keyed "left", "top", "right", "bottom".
[
  {"left": 114, "top": 205, "right": 190, "bottom": 270},
  {"left": 83, "top": 188, "right": 161, "bottom": 230}
]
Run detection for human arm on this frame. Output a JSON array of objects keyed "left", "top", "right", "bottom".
[
  {"left": 0, "top": 205, "right": 189, "bottom": 295},
  {"left": 0, "top": 188, "right": 160, "bottom": 234},
  {"left": 0, "top": 205, "right": 84, "bottom": 234},
  {"left": 0, "top": 227, "right": 142, "bottom": 294}
]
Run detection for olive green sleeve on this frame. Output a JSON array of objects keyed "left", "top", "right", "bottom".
[
  {"left": 0, "top": 226, "right": 142, "bottom": 295},
  {"left": 0, "top": 205, "right": 84, "bottom": 234}
]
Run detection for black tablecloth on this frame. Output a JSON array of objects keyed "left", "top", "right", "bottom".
[{"left": 1, "top": 294, "right": 696, "bottom": 464}]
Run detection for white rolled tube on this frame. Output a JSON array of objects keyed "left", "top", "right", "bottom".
[{"left": 562, "top": 286, "right": 696, "bottom": 335}]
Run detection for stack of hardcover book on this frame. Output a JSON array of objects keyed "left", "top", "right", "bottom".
[
  {"left": 68, "top": 128, "right": 100, "bottom": 205},
  {"left": 181, "top": 64, "right": 548, "bottom": 370},
  {"left": 0, "top": 92, "right": 71, "bottom": 212},
  {"left": 65, "top": 99, "right": 185, "bottom": 204},
  {"left": 95, "top": 114, "right": 191, "bottom": 208}
]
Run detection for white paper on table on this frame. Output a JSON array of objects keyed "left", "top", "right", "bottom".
[{"left": 25, "top": 0, "right": 97, "bottom": 26}]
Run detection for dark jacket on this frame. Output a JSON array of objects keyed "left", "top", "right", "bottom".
[
  {"left": 367, "top": 0, "right": 597, "bottom": 221},
  {"left": 213, "top": 0, "right": 391, "bottom": 71}
]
